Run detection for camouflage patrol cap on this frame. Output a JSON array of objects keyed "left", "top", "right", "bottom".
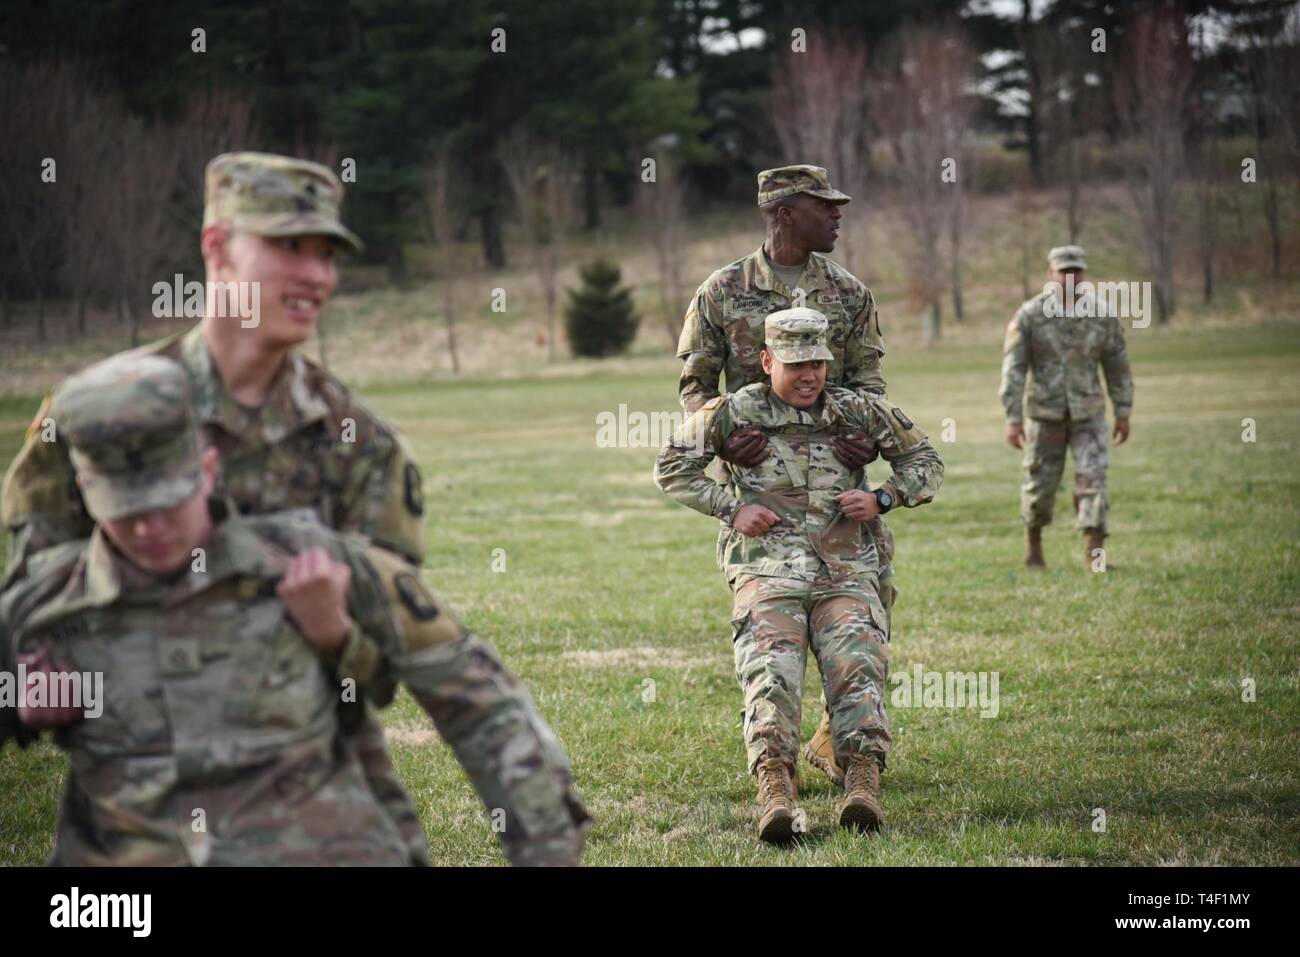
[
  {"left": 764, "top": 307, "right": 835, "bottom": 363},
  {"left": 757, "top": 165, "right": 851, "bottom": 206},
  {"left": 1048, "top": 245, "right": 1086, "bottom": 271},
  {"left": 203, "top": 152, "right": 363, "bottom": 254},
  {"left": 51, "top": 355, "right": 203, "bottom": 521}
]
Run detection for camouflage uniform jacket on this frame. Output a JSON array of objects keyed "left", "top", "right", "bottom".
[
  {"left": 676, "top": 247, "right": 886, "bottom": 413},
  {"left": 999, "top": 290, "right": 1135, "bottom": 424},
  {"left": 655, "top": 384, "right": 942, "bottom": 583},
  {"left": 0, "top": 507, "right": 588, "bottom": 866},
  {"left": 1, "top": 325, "right": 427, "bottom": 584}
]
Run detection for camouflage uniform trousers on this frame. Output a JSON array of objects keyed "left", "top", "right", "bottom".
[
  {"left": 730, "top": 571, "right": 892, "bottom": 776},
  {"left": 1021, "top": 415, "right": 1109, "bottom": 532}
]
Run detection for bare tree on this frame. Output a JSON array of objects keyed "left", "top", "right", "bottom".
[
  {"left": 175, "top": 88, "right": 257, "bottom": 243},
  {"left": 1115, "top": 7, "right": 1193, "bottom": 324},
  {"left": 0, "top": 59, "right": 79, "bottom": 341},
  {"left": 423, "top": 139, "right": 463, "bottom": 373},
  {"left": 770, "top": 32, "right": 871, "bottom": 274},
  {"left": 1015, "top": 179, "right": 1041, "bottom": 302},
  {"left": 1246, "top": 18, "right": 1300, "bottom": 280},
  {"left": 867, "top": 22, "right": 977, "bottom": 341},
  {"left": 499, "top": 130, "right": 580, "bottom": 360},
  {"left": 634, "top": 140, "right": 688, "bottom": 348},
  {"left": 1031, "top": 26, "right": 1105, "bottom": 243},
  {"left": 56, "top": 79, "right": 127, "bottom": 339},
  {"left": 106, "top": 116, "right": 185, "bottom": 346}
]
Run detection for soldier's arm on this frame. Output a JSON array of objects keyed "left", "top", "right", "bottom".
[
  {"left": 653, "top": 397, "right": 744, "bottom": 526},
  {"left": 1101, "top": 316, "right": 1134, "bottom": 418},
  {"left": 676, "top": 278, "right": 728, "bottom": 414},
  {"left": 998, "top": 310, "right": 1030, "bottom": 424},
  {"left": 337, "top": 414, "right": 426, "bottom": 567},
  {"left": 0, "top": 575, "right": 54, "bottom": 752},
  {"left": 859, "top": 397, "right": 944, "bottom": 507},
  {"left": 1, "top": 399, "right": 95, "bottom": 585},
  {"left": 842, "top": 288, "right": 888, "bottom": 398},
  {"left": 342, "top": 543, "right": 589, "bottom": 866}
]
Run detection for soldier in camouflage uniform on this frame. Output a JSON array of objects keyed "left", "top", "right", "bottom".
[
  {"left": 656, "top": 310, "right": 942, "bottom": 842},
  {"left": 1, "top": 153, "right": 429, "bottom": 861},
  {"left": 999, "top": 246, "right": 1134, "bottom": 570},
  {"left": 675, "top": 165, "right": 896, "bottom": 788},
  {"left": 0, "top": 355, "right": 589, "bottom": 866}
]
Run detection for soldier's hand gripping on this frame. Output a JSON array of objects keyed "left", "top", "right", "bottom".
[
  {"left": 732, "top": 504, "right": 781, "bottom": 537},
  {"left": 1113, "top": 416, "right": 1131, "bottom": 445},
  {"left": 831, "top": 430, "right": 877, "bottom": 470},
  {"left": 719, "top": 427, "right": 769, "bottom": 467},
  {"left": 16, "top": 647, "right": 85, "bottom": 730},
  {"left": 836, "top": 489, "right": 880, "bottom": 523},
  {"left": 277, "top": 548, "right": 354, "bottom": 652},
  {"left": 1005, "top": 422, "right": 1025, "bottom": 449}
]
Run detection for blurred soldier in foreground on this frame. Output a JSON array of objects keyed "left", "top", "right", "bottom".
[
  {"left": 0, "top": 355, "right": 588, "bottom": 865},
  {"left": 675, "top": 164, "right": 899, "bottom": 787},
  {"left": 1000, "top": 245, "right": 1134, "bottom": 570},
  {"left": 656, "top": 309, "right": 942, "bottom": 842},
  {"left": 2, "top": 152, "right": 432, "bottom": 860}
]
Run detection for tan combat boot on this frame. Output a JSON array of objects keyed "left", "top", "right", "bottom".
[
  {"left": 1083, "top": 528, "right": 1106, "bottom": 571},
  {"left": 803, "top": 712, "right": 844, "bottom": 787},
  {"left": 839, "top": 754, "right": 884, "bottom": 832},
  {"left": 755, "top": 758, "right": 797, "bottom": 844},
  {"left": 1024, "top": 525, "right": 1046, "bottom": 570}
]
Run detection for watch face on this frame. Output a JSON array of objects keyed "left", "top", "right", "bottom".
[{"left": 878, "top": 490, "right": 893, "bottom": 508}]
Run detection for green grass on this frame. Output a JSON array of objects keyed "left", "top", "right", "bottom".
[{"left": 2, "top": 320, "right": 1298, "bottom": 866}]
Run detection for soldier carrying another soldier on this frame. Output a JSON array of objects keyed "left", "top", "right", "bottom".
[
  {"left": 656, "top": 309, "right": 942, "bottom": 842},
  {"left": 0, "top": 355, "right": 589, "bottom": 865},
  {"left": 676, "top": 164, "right": 903, "bottom": 789}
]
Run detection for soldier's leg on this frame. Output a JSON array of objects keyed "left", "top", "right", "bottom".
[
  {"left": 1070, "top": 416, "right": 1111, "bottom": 533},
  {"left": 809, "top": 577, "right": 892, "bottom": 772},
  {"left": 807, "top": 566, "right": 895, "bottom": 783},
  {"left": 345, "top": 707, "right": 431, "bottom": 865},
  {"left": 730, "top": 575, "right": 811, "bottom": 775},
  {"left": 1021, "top": 418, "right": 1068, "bottom": 528}
]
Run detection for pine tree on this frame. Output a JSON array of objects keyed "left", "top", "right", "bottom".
[{"left": 564, "top": 260, "right": 639, "bottom": 358}]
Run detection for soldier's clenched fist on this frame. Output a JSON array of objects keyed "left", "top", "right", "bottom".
[
  {"left": 732, "top": 504, "right": 781, "bottom": 537},
  {"left": 835, "top": 489, "right": 880, "bottom": 523},
  {"left": 17, "top": 648, "right": 85, "bottom": 729},
  {"left": 719, "top": 427, "right": 769, "bottom": 467},
  {"left": 277, "top": 548, "right": 353, "bottom": 651}
]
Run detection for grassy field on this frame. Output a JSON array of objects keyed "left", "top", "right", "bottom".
[{"left": 2, "top": 316, "right": 1297, "bottom": 866}]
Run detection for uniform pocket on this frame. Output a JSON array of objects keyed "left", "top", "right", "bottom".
[{"left": 225, "top": 603, "right": 331, "bottom": 731}]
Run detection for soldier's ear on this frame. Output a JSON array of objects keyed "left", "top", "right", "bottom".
[
  {"left": 760, "top": 349, "right": 774, "bottom": 375},
  {"left": 200, "top": 224, "right": 232, "bottom": 271}
]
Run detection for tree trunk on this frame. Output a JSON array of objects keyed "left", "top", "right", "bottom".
[
  {"left": 582, "top": 165, "right": 600, "bottom": 231},
  {"left": 443, "top": 275, "right": 460, "bottom": 373},
  {"left": 36, "top": 287, "right": 46, "bottom": 342},
  {"left": 924, "top": 298, "right": 942, "bottom": 343},
  {"left": 384, "top": 240, "right": 407, "bottom": 286},
  {"left": 1263, "top": 176, "right": 1281, "bottom": 278},
  {"left": 479, "top": 205, "right": 505, "bottom": 269},
  {"left": 1021, "top": 0, "right": 1043, "bottom": 186}
]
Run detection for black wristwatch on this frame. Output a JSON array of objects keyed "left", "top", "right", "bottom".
[{"left": 872, "top": 488, "right": 895, "bottom": 515}]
